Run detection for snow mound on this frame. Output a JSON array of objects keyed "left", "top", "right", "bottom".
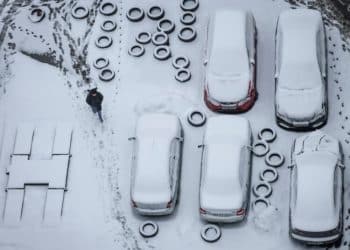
[
  {"left": 134, "top": 92, "right": 197, "bottom": 117},
  {"left": 253, "top": 205, "right": 282, "bottom": 233}
]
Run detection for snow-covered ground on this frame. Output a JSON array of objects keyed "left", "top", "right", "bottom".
[{"left": 0, "top": 0, "right": 350, "bottom": 249}]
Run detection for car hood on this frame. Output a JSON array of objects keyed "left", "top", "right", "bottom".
[
  {"left": 200, "top": 190, "right": 244, "bottom": 211},
  {"left": 292, "top": 152, "right": 340, "bottom": 232},
  {"left": 206, "top": 73, "right": 250, "bottom": 103},
  {"left": 276, "top": 86, "right": 325, "bottom": 120}
]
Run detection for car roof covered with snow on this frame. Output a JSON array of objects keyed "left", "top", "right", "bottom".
[
  {"left": 292, "top": 131, "right": 342, "bottom": 232},
  {"left": 200, "top": 116, "right": 251, "bottom": 210},
  {"left": 277, "top": 9, "right": 323, "bottom": 90},
  {"left": 206, "top": 9, "right": 251, "bottom": 103},
  {"left": 132, "top": 113, "right": 181, "bottom": 204}
]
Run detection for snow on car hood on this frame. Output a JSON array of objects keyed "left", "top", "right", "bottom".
[
  {"left": 206, "top": 73, "right": 250, "bottom": 103},
  {"left": 200, "top": 144, "right": 244, "bottom": 211},
  {"left": 276, "top": 85, "right": 324, "bottom": 120},
  {"left": 292, "top": 131, "right": 342, "bottom": 232},
  {"left": 292, "top": 152, "right": 339, "bottom": 232}
]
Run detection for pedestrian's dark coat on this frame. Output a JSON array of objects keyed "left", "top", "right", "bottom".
[{"left": 86, "top": 90, "right": 103, "bottom": 111}]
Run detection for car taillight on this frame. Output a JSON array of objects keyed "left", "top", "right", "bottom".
[
  {"left": 131, "top": 200, "right": 137, "bottom": 208},
  {"left": 236, "top": 81, "right": 256, "bottom": 111},
  {"left": 200, "top": 208, "right": 207, "bottom": 214},
  {"left": 166, "top": 200, "right": 173, "bottom": 208},
  {"left": 236, "top": 208, "right": 245, "bottom": 216}
]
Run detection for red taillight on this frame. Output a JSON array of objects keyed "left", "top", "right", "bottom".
[
  {"left": 236, "top": 81, "right": 256, "bottom": 111},
  {"left": 131, "top": 200, "right": 137, "bottom": 208},
  {"left": 166, "top": 200, "right": 173, "bottom": 208},
  {"left": 200, "top": 208, "right": 207, "bottom": 214},
  {"left": 236, "top": 208, "right": 245, "bottom": 216}
]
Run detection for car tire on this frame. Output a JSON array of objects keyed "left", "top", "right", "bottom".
[
  {"left": 258, "top": 127, "right": 277, "bottom": 143},
  {"left": 28, "top": 8, "right": 46, "bottom": 23},
  {"left": 128, "top": 44, "right": 145, "bottom": 57},
  {"left": 99, "top": 1, "right": 118, "bottom": 16},
  {"left": 127, "top": 7, "right": 145, "bottom": 22},
  {"left": 180, "top": 12, "right": 196, "bottom": 25},
  {"left": 139, "top": 221, "right": 159, "bottom": 238},
  {"left": 175, "top": 68, "right": 191, "bottom": 83},
  {"left": 187, "top": 109, "right": 206, "bottom": 127},
  {"left": 157, "top": 19, "right": 175, "bottom": 34},
  {"left": 95, "top": 35, "right": 113, "bottom": 49},
  {"left": 71, "top": 5, "right": 89, "bottom": 19},
  {"left": 260, "top": 167, "right": 278, "bottom": 183},
  {"left": 101, "top": 20, "right": 117, "bottom": 32},
  {"left": 253, "top": 181, "right": 272, "bottom": 198},
  {"left": 265, "top": 151, "right": 285, "bottom": 168},
  {"left": 252, "top": 140, "right": 269, "bottom": 157},
  {"left": 180, "top": 0, "right": 200, "bottom": 12},
  {"left": 200, "top": 224, "right": 221, "bottom": 243},
  {"left": 147, "top": 6, "right": 165, "bottom": 20},
  {"left": 153, "top": 46, "right": 171, "bottom": 61},
  {"left": 178, "top": 26, "right": 197, "bottom": 42},
  {"left": 99, "top": 68, "right": 115, "bottom": 82},
  {"left": 93, "top": 57, "right": 109, "bottom": 69},
  {"left": 252, "top": 198, "right": 271, "bottom": 214},
  {"left": 136, "top": 32, "right": 152, "bottom": 44},
  {"left": 172, "top": 56, "right": 190, "bottom": 69}
]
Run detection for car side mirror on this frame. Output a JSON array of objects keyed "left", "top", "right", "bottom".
[
  {"left": 203, "top": 59, "right": 208, "bottom": 66},
  {"left": 287, "top": 164, "right": 295, "bottom": 170},
  {"left": 274, "top": 72, "right": 279, "bottom": 79},
  {"left": 128, "top": 137, "right": 136, "bottom": 141},
  {"left": 198, "top": 144, "right": 204, "bottom": 148},
  {"left": 176, "top": 137, "right": 184, "bottom": 142},
  {"left": 338, "top": 163, "right": 345, "bottom": 170},
  {"left": 250, "top": 58, "right": 255, "bottom": 65}
]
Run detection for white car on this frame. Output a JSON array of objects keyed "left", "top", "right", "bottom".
[
  {"left": 275, "top": 9, "right": 327, "bottom": 130},
  {"left": 130, "top": 113, "right": 183, "bottom": 216},
  {"left": 289, "top": 131, "right": 344, "bottom": 245},
  {"left": 204, "top": 9, "right": 257, "bottom": 113},
  {"left": 199, "top": 116, "right": 252, "bottom": 223}
]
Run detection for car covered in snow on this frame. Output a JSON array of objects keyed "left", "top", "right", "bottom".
[
  {"left": 274, "top": 9, "right": 328, "bottom": 130},
  {"left": 204, "top": 9, "right": 257, "bottom": 113},
  {"left": 130, "top": 113, "right": 183, "bottom": 215},
  {"left": 199, "top": 116, "right": 252, "bottom": 223},
  {"left": 289, "top": 131, "right": 344, "bottom": 245}
]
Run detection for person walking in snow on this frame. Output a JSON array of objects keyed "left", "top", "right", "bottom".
[{"left": 86, "top": 88, "right": 104, "bottom": 123}]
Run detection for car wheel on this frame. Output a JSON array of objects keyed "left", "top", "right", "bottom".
[
  {"left": 253, "top": 181, "right": 272, "bottom": 198},
  {"left": 139, "top": 221, "right": 159, "bottom": 238},
  {"left": 200, "top": 224, "right": 221, "bottom": 243},
  {"left": 265, "top": 151, "right": 285, "bottom": 168}
]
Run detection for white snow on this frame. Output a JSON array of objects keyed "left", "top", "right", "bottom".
[
  {"left": 278, "top": 9, "right": 323, "bottom": 90},
  {"left": 0, "top": 0, "right": 350, "bottom": 249},
  {"left": 200, "top": 116, "right": 251, "bottom": 210},
  {"left": 132, "top": 113, "right": 181, "bottom": 206},
  {"left": 206, "top": 9, "right": 251, "bottom": 103},
  {"left": 291, "top": 131, "right": 342, "bottom": 232}
]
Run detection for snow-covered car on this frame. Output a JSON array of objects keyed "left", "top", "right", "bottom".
[
  {"left": 204, "top": 9, "right": 257, "bottom": 113},
  {"left": 199, "top": 116, "right": 252, "bottom": 223},
  {"left": 289, "top": 131, "right": 344, "bottom": 245},
  {"left": 274, "top": 9, "right": 328, "bottom": 130},
  {"left": 129, "top": 113, "right": 183, "bottom": 216}
]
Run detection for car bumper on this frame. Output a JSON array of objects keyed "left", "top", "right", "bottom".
[
  {"left": 290, "top": 232, "right": 341, "bottom": 245},
  {"left": 276, "top": 111, "right": 327, "bottom": 131},
  {"left": 200, "top": 212, "right": 245, "bottom": 223},
  {"left": 133, "top": 205, "right": 175, "bottom": 216},
  {"left": 204, "top": 89, "right": 256, "bottom": 113}
]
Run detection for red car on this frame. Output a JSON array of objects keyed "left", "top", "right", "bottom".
[{"left": 204, "top": 9, "right": 257, "bottom": 113}]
